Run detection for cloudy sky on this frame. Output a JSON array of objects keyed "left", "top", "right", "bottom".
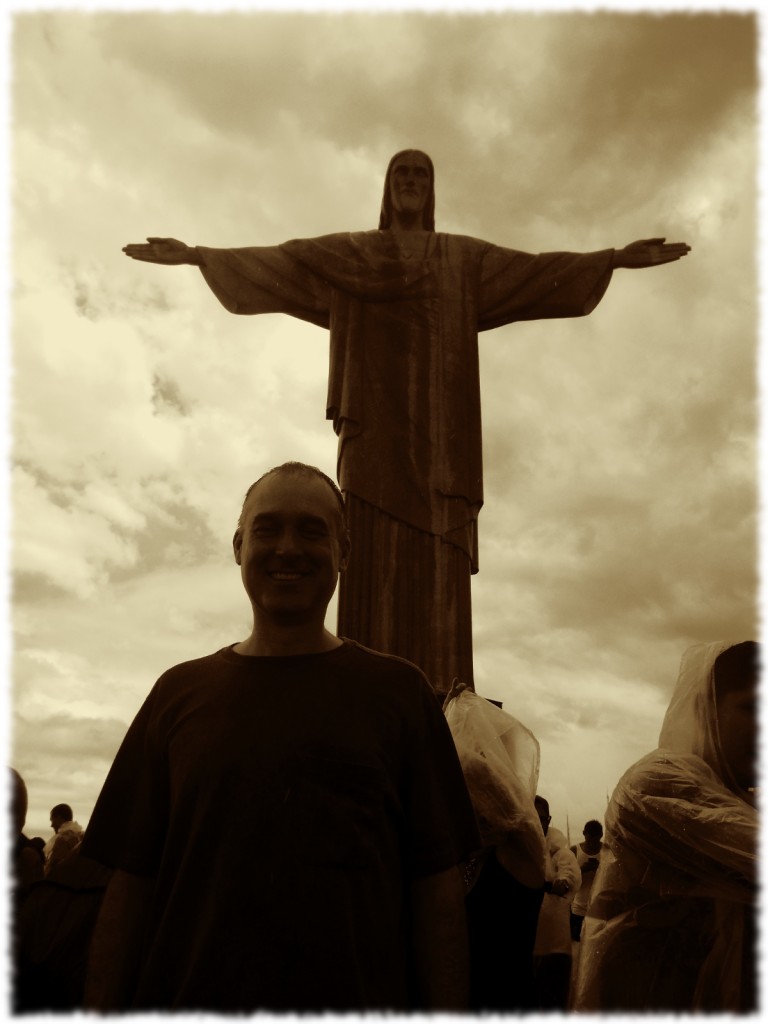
[{"left": 6, "top": 2, "right": 759, "bottom": 843}]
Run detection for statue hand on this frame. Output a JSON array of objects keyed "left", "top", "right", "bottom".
[
  {"left": 122, "top": 237, "right": 201, "bottom": 265},
  {"left": 614, "top": 237, "right": 691, "bottom": 269}
]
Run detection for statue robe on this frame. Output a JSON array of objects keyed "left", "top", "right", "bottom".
[{"left": 197, "top": 231, "right": 614, "bottom": 695}]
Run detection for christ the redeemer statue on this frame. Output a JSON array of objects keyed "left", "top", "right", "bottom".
[{"left": 124, "top": 149, "right": 690, "bottom": 699}]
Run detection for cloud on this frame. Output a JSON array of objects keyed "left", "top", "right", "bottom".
[{"left": 9, "top": 7, "right": 758, "bottom": 838}]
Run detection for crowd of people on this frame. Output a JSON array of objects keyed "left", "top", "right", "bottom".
[
  {"left": 10, "top": 778, "right": 111, "bottom": 1012},
  {"left": 9, "top": 463, "right": 759, "bottom": 1014}
]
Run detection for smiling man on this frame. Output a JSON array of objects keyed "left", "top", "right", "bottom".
[
  {"left": 81, "top": 462, "right": 478, "bottom": 1013},
  {"left": 232, "top": 466, "right": 351, "bottom": 655}
]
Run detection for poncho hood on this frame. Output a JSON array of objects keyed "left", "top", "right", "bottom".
[{"left": 658, "top": 640, "right": 753, "bottom": 799}]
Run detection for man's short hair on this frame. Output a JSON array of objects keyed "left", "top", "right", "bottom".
[
  {"left": 237, "top": 462, "right": 346, "bottom": 532},
  {"left": 50, "top": 803, "right": 73, "bottom": 821},
  {"left": 583, "top": 819, "right": 603, "bottom": 837}
]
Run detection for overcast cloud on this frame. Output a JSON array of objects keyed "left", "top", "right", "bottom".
[{"left": 7, "top": 3, "right": 759, "bottom": 841}]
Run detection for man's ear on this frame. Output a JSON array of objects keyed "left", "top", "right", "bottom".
[{"left": 233, "top": 528, "right": 243, "bottom": 566}]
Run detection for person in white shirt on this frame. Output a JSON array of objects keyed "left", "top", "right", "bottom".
[
  {"left": 43, "top": 804, "right": 84, "bottom": 876},
  {"left": 532, "top": 795, "right": 581, "bottom": 1010},
  {"left": 569, "top": 819, "right": 604, "bottom": 940}
]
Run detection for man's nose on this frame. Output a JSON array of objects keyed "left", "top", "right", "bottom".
[{"left": 274, "top": 528, "right": 302, "bottom": 555}]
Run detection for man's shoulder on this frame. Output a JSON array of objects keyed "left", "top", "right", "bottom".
[
  {"left": 155, "top": 642, "right": 425, "bottom": 678},
  {"left": 156, "top": 646, "right": 230, "bottom": 680},
  {"left": 547, "top": 826, "right": 570, "bottom": 854},
  {"left": 152, "top": 642, "right": 438, "bottom": 713},
  {"left": 337, "top": 638, "right": 431, "bottom": 685},
  {"left": 621, "top": 748, "right": 716, "bottom": 793},
  {"left": 608, "top": 750, "right": 726, "bottom": 831},
  {"left": 148, "top": 648, "right": 240, "bottom": 703},
  {"left": 59, "top": 820, "right": 84, "bottom": 836}
]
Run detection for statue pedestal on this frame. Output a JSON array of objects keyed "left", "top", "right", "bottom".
[{"left": 338, "top": 494, "right": 475, "bottom": 697}]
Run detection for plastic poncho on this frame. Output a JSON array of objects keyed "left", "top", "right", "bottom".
[
  {"left": 573, "top": 641, "right": 758, "bottom": 1012},
  {"left": 444, "top": 689, "right": 549, "bottom": 888}
]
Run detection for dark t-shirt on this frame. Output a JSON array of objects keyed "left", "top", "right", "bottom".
[{"left": 81, "top": 640, "right": 478, "bottom": 1012}]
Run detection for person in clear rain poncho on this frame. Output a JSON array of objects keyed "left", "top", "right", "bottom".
[{"left": 573, "top": 640, "right": 758, "bottom": 1013}]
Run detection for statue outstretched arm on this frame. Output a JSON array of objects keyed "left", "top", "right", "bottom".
[
  {"left": 612, "top": 237, "right": 691, "bottom": 269},
  {"left": 122, "top": 237, "right": 203, "bottom": 266},
  {"left": 121, "top": 236, "right": 332, "bottom": 326}
]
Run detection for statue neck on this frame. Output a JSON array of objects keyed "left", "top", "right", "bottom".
[
  {"left": 389, "top": 229, "right": 433, "bottom": 261},
  {"left": 390, "top": 208, "right": 426, "bottom": 233}
]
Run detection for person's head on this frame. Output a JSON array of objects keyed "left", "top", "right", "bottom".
[
  {"left": 379, "top": 149, "right": 435, "bottom": 231},
  {"left": 233, "top": 463, "right": 350, "bottom": 628},
  {"left": 660, "top": 640, "right": 760, "bottom": 803},
  {"left": 10, "top": 768, "right": 28, "bottom": 836},
  {"left": 534, "top": 795, "right": 551, "bottom": 836},
  {"left": 583, "top": 819, "right": 603, "bottom": 839},
  {"left": 50, "top": 803, "right": 73, "bottom": 833},
  {"left": 713, "top": 640, "right": 759, "bottom": 795}
]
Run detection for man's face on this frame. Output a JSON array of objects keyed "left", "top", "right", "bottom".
[
  {"left": 717, "top": 685, "right": 757, "bottom": 792},
  {"left": 389, "top": 153, "right": 431, "bottom": 220},
  {"left": 233, "top": 473, "right": 350, "bottom": 626},
  {"left": 50, "top": 814, "right": 64, "bottom": 833}
]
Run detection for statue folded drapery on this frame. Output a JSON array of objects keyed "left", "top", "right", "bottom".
[
  {"left": 123, "top": 148, "right": 689, "bottom": 697},
  {"left": 195, "top": 231, "right": 614, "bottom": 695}
]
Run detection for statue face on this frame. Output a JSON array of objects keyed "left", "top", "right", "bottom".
[{"left": 388, "top": 152, "right": 431, "bottom": 219}]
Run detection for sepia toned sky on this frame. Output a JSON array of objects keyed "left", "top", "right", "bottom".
[{"left": 7, "top": 1, "right": 759, "bottom": 842}]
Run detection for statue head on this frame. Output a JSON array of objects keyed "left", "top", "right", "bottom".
[{"left": 379, "top": 149, "right": 435, "bottom": 231}]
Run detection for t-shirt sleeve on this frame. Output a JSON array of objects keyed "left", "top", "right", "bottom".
[
  {"left": 80, "top": 682, "right": 170, "bottom": 876},
  {"left": 401, "top": 674, "right": 480, "bottom": 877}
]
